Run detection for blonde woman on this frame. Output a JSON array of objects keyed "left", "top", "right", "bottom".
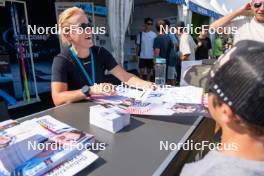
[{"left": 52, "top": 7, "right": 154, "bottom": 106}]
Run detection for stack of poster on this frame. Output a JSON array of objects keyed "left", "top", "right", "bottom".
[
  {"left": 90, "top": 104, "right": 130, "bottom": 133},
  {"left": 0, "top": 115, "right": 98, "bottom": 176},
  {"left": 45, "top": 150, "right": 98, "bottom": 176}
]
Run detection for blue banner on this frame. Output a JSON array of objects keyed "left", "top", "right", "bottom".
[
  {"left": 166, "top": 0, "right": 186, "bottom": 4},
  {"left": 75, "top": 3, "right": 107, "bottom": 16},
  {"left": 0, "top": 89, "right": 16, "bottom": 106},
  {"left": 166, "top": 0, "right": 186, "bottom": 5},
  {"left": 188, "top": 1, "right": 221, "bottom": 18}
]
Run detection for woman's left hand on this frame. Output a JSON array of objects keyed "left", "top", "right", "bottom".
[{"left": 139, "top": 81, "right": 159, "bottom": 90}]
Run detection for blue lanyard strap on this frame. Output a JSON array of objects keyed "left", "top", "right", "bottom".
[{"left": 70, "top": 47, "right": 95, "bottom": 85}]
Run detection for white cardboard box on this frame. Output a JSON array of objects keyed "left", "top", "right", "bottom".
[{"left": 90, "top": 105, "right": 130, "bottom": 133}]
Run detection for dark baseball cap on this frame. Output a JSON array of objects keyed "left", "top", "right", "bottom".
[{"left": 184, "top": 40, "right": 264, "bottom": 125}]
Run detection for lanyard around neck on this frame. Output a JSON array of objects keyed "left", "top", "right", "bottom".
[{"left": 70, "top": 47, "right": 95, "bottom": 86}]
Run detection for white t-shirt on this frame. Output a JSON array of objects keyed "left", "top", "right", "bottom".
[
  {"left": 179, "top": 33, "right": 197, "bottom": 61},
  {"left": 136, "top": 31, "right": 157, "bottom": 59},
  {"left": 180, "top": 150, "right": 264, "bottom": 176},
  {"left": 227, "top": 17, "right": 264, "bottom": 44}
]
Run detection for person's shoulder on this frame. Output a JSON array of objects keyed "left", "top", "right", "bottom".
[
  {"left": 149, "top": 31, "right": 157, "bottom": 36},
  {"left": 155, "top": 34, "right": 163, "bottom": 38},
  {"left": 181, "top": 150, "right": 264, "bottom": 176},
  {"left": 91, "top": 45, "right": 106, "bottom": 55},
  {"left": 154, "top": 35, "right": 162, "bottom": 41},
  {"left": 250, "top": 17, "right": 263, "bottom": 25},
  {"left": 186, "top": 34, "right": 195, "bottom": 42},
  {"left": 91, "top": 45, "right": 113, "bottom": 58},
  {"left": 181, "top": 33, "right": 189, "bottom": 39},
  {"left": 52, "top": 49, "right": 72, "bottom": 73},
  {"left": 53, "top": 48, "right": 71, "bottom": 63},
  {"left": 91, "top": 45, "right": 103, "bottom": 55},
  {"left": 206, "top": 37, "right": 211, "bottom": 41},
  {"left": 245, "top": 16, "right": 253, "bottom": 22},
  {"left": 180, "top": 151, "right": 225, "bottom": 176},
  {"left": 166, "top": 34, "right": 173, "bottom": 43},
  {"left": 231, "top": 16, "right": 252, "bottom": 26}
]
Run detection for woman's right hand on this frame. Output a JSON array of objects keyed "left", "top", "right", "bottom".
[{"left": 89, "top": 83, "right": 116, "bottom": 96}]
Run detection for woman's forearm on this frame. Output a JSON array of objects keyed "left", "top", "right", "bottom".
[{"left": 52, "top": 89, "right": 86, "bottom": 106}]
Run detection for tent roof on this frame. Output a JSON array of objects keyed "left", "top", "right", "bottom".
[
  {"left": 189, "top": 0, "right": 220, "bottom": 13},
  {"left": 56, "top": 0, "right": 106, "bottom": 6},
  {"left": 210, "top": 0, "right": 227, "bottom": 15},
  {"left": 188, "top": 0, "right": 221, "bottom": 18},
  {"left": 72, "top": 0, "right": 185, "bottom": 7},
  {"left": 134, "top": 0, "right": 186, "bottom": 6},
  {"left": 222, "top": 4, "right": 230, "bottom": 14}
]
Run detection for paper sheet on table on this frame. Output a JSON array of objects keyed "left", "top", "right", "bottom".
[
  {"left": 162, "top": 86, "right": 203, "bottom": 104},
  {"left": 92, "top": 85, "right": 205, "bottom": 116},
  {"left": 92, "top": 86, "right": 151, "bottom": 105},
  {"left": 141, "top": 88, "right": 168, "bottom": 103},
  {"left": 115, "top": 86, "right": 149, "bottom": 100},
  {"left": 91, "top": 95, "right": 128, "bottom": 105},
  {"left": 126, "top": 102, "right": 205, "bottom": 116}
]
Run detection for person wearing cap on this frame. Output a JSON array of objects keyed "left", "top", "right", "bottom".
[
  {"left": 210, "top": 0, "right": 264, "bottom": 44},
  {"left": 52, "top": 7, "right": 155, "bottom": 106},
  {"left": 180, "top": 40, "right": 264, "bottom": 176}
]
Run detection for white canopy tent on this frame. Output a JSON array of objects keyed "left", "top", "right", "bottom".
[
  {"left": 185, "top": 0, "right": 222, "bottom": 25},
  {"left": 107, "top": 0, "right": 186, "bottom": 66},
  {"left": 105, "top": 0, "right": 232, "bottom": 65},
  {"left": 130, "top": 0, "right": 186, "bottom": 35},
  {"left": 182, "top": 0, "right": 223, "bottom": 54},
  {"left": 107, "top": 0, "right": 133, "bottom": 65},
  {"left": 210, "top": 0, "right": 228, "bottom": 15},
  {"left": 192, "top": 0, "right": 222, "bottom": 14},
  {"left": 222, "top": 4, "right": 230, "bottom": 15}
]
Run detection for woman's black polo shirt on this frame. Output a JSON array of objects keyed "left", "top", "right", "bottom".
[{"left": 52, "top": 46, "right": 118, "bottom": 90}]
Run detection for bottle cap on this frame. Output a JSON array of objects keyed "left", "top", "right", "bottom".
[{"left": 155, "top": 58, "right": 166, "bottom": 64}]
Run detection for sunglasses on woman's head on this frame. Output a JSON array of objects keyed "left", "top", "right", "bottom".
[{"left": 253, "top": 2, "right": 264, "bottom": 8}]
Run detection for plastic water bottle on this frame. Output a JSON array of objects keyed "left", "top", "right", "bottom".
[{"left": 155, "top": 58, "right": 166, "bottom": 85}]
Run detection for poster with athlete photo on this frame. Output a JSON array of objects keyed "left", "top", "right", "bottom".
[
  {"left": 125, "top": 102, "right": 205, "bottom": 116},
  {"left": 92, "top": 86, "right": 206, "bottom": 116},
  {"left": 170, "top": 103, "right": 205, "bottom": 116},
  {"left": 0, "top": 115, "right": 97, "bottom": 176}
]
